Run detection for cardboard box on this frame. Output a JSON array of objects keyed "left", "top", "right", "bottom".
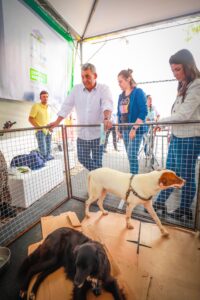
[{"left": 26, "top": 211, "right": 200, "bottom": 300}]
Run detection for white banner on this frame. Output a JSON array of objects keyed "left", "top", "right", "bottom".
[{"left": 0, "top": 0, "right": 73, "bottom": 107}]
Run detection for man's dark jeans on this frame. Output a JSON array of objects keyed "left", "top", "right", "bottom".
[{"left": 77, "top": 138, "right": 103, "bottom": 171}]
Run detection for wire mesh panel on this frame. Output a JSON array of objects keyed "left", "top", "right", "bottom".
[
  {"left": 0, "top": 126, "right": 68, "bottom": 245},
  {"left": 1, "top": 121, "right": 199, "bottom": 245},
  {"left": 68, "top": 124, "right": 130, "bottom": 210},
  {"left": 150, "top": 122, "right": 200, "bottom": 229},
  {"left": 68, "top": 122, "right": 200, "bottom": 230}
]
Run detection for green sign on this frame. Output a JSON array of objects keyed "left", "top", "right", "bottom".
[{"left": 30, "top": 68, "right": 47, "bottom": 84}]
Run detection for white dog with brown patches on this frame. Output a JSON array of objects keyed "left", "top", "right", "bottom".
[{"left": 85, "top": 168, "right": 185, "bottom": 237}]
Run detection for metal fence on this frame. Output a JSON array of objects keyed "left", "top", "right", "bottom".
[
  {"left": 0, "top": 121, "right": 200, "bottom": 245},
  {"left": 0, "top": 126, "right": 69, "bottom": 245},
  {"left": 66, "top": 121, "right": 200, "bottom": 231}
]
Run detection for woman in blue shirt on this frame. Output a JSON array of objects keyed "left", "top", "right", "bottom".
[{"left": 117, "top": 69, "right": 148, "bottom": 174}]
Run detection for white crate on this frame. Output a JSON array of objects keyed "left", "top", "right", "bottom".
[{"left": 9, "top": 159, "right": 64, "bottom": 208}]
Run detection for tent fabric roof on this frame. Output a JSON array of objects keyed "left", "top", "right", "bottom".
[{"left": 46, "top": 0, "right": 200, "bottom": 40}]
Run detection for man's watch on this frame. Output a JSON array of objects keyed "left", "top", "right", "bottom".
[{"left": 132, "top": 126, "right": 137, "bottom": 131}]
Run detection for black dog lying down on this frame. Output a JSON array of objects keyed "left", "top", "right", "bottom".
[{"left": 18, "top": 227, "right": 125, "bottom": 300}]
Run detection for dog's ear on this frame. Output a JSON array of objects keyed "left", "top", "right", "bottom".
[
  {"left": 73, "top": 245, "right": 81, "bottom": 257},
  {"left": 159, "top": 172, "right": 174, "bottom": 187},
  {"left": 159, "top": 171, "right": 184, "bottom": 187},
  {"left": 95, "top": 245, "right": 109, "bottom": 277}
]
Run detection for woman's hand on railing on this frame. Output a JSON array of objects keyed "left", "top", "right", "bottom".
[
  {"left": 129, "top": 128, "right": 136, "bottom": 140},
  {"left": 117, "top": 131, "right": 122, "bottom": 139}
]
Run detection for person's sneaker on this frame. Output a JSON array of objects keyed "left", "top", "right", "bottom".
[
  {"left": 103, "top": 149, "right": 107, "bottom": 153},
  {"left": 0, "top": 202, "right": 17, "bottom": 218}
]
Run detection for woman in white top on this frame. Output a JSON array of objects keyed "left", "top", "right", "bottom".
[{"left": 153, "top": 49, "right": 200, "bottom": 221}]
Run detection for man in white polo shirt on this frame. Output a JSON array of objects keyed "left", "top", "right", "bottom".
[{"left": 50, "top": 63, "right": 113, "bottom": 171}]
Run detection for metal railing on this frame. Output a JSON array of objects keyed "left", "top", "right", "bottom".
[
  {"left": 0, "top": 126, "right": 70, "bottom": 245},
  {"left": 0, "top": 121, "right": 199, "bottom": 245},
  {"left": 65, "top": 121, "right": 200, "bottom": 231}
]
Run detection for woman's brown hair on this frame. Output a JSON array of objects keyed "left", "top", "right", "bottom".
[
  {"left": 118, "top": 69, "right": 136, "bottom": 88},
  {"left": 169, "top": 49, "right": 200, "bottom": 101}
]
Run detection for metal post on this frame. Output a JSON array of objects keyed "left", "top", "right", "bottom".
[
  {"left": 194, "top": 160, "right": 200, "bottom": 231},
  {"left": 80, "top": 41, "right": 83, "bottom": 66},
  {"left": 61, "top": 125, "right": 72, "bottom": 199}
]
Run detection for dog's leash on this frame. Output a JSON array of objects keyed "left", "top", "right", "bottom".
[
  {"left": 127, "top": 222, "right": 152, "bottom": 254},
  {"left": 125, "top": 175, "right": 153, "bottom": 201}
]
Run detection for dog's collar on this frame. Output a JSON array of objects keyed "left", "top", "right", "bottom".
[
  {"left": 87, "top": 276, "right": 102, "bottom": 296},
  {"left": 125, "top": 174, "right": 153, "bottom": 201}
]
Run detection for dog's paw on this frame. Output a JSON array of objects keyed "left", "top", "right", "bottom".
[
  {"left": 29, "top": 292, "right": 36, "bottom": 300},
  {"left": 127, "top": 223, "right": 134, "bottom": 230},
  {"left": 161, "top": 229, "right": 169, "bottom": 237},
  {"left": 102, "top": 210, "right": 109, "bottom": 216},
  {"left": 117, "top": 278, "right": 128, "bottom": 300},
  {"left": 19, "top": 290, "right": 27, "bottom": 299}
]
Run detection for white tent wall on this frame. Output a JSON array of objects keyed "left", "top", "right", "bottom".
[
  {"left": 0, "top": 99, "right": 33, "bottom": 129},
  {"left": 41, "top": 0, "right": 200, "bottom": 119},
  {"left": 0, "top": 0, "right": 200, "bottom": 128},
  {"left": 79, "top": 18, "right": 200, "bottom": 117},
  {"left": 0, "top": 0, "right": 74, "bottom": 130},
  {"left": 47, "top": 0, "right": 200, "bottom": 40}
]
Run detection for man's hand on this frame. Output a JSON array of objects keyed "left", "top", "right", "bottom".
[
  {"left": 104, "top": 119, "right": 112, "bottom": 131},
  {"left": 48, "top": 116, "right": 64, "bottom": 131},
  {"left": 48, "top": 121, "right": 58, "bottom": 132}
]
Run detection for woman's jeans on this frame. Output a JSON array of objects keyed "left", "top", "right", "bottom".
[
  {"left": 122, "top": 130, "right": 144, "bottom": 174},
  {"left": 155, "top": 135, "right": 200, "bottom": 209},
  {"left": 77, "top": 138, "right": 103, "bottom": 171},
  {"left": 36, "top": 131, "right": 52, "bottom": 160}
]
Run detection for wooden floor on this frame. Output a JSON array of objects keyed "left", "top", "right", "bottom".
[{"left": 27, "top": 211, "right": 200, "bottom": 300}]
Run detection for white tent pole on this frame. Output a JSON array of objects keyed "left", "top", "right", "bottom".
[
  {"left": 79, "top": 41, "right": 83, "bottom": 66},
  {"left": 81, "top": 0, "right": 99, "bottom": 40}
]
